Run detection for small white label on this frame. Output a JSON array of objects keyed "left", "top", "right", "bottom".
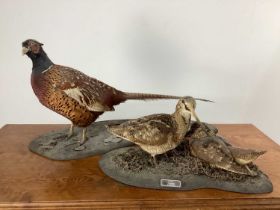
[{"left": 160, "top": 179, "right": 182, "bottom": 188}]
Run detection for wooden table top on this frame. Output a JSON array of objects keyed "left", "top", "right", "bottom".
[{"left": 0, "top": 124, "right": 279, "bottom": 210}]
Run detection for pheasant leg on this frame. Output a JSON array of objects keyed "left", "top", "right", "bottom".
[
  {"left": 74, "top": 128, "right": 88, "bottom": 151},
  {"left": 67, "top": 124, "right": 74, "bottom": 138},
  {"left": 52, "top": 124, "right": 75, "bottom": 142},
  {"left": 79, "top": 128, "right": 88, "bottom": 145}
]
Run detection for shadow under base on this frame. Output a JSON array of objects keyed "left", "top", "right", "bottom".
[
  {"left": 29, "top": 120, "right": 133, "bottom": 160},
  {"left": 99, "top": 142, "right": 273, "bottom": 194}
]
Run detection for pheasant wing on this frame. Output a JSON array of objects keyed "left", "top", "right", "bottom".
[{"left": 53, "top": 65, "right": 122, "bottom": 112}]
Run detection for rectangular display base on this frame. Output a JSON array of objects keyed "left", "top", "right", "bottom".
[{"left": 0, "top": 124, "right": 279, "bottom": 209}]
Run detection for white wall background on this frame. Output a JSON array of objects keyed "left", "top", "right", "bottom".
[{"left": 0, "top": 0, "right": 279, "bottom": 143}]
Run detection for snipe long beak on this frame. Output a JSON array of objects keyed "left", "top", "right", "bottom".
[
  {"left": 22, "top": 47, "right": 30, "bottom": 55},
  {"left": 189, "top": 106, "right": 210, "bottom": 136}
]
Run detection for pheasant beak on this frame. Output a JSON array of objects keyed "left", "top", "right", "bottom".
[{"left": 22, "top": 47, "right": 30, "bottom": 55}]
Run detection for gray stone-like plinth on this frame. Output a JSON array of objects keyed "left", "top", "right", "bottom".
[
  {"left": 99, "top": 144, "right": 273, "bottom": 194},
  {"left": 29, "top": 120, "right": 133, "bottom": 160}
]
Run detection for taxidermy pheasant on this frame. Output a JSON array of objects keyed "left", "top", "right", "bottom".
[{"left": 22, "top": 39, "right": 210, "bottom": 149}]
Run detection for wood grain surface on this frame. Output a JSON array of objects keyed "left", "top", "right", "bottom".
[{"left": 0, "top": 123, "right": 279, "bottom": 210}]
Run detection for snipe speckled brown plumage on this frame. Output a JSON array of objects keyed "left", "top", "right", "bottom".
[
  {"left": 22, "top": 39, "right": 196, "bottom": 150},
  {"left": 190, "top": 136, "right": 266, "bottom": 176},
  {"left": 229, "top": 146, "right": 266, "bottom": 175},
  {"left": 107, "top": 97, "right": 204, "bottom": 164}
]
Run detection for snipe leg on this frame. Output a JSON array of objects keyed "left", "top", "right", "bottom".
[
  {"left": 172, "top": 149, "right": 179, "bottom": 156},
  {"left": 245, "top": 164, "right": 257, "bottom": 176},
  {"left": 152, "top": 155, "right": 157, "bottom": 167},
  {"left": 184, "top": 144, "right": 188, "bottom": 157}
]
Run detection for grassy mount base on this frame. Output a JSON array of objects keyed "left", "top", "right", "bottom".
[
  {"left": 29, "top": 120, "right": 133, "bottom": 160},
  {"left": 99, "top": 141, "right": 273, "bottom": 194}
]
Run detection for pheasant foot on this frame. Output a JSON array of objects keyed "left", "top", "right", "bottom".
[
  {"left": 39, "top": 139, "right": 57, "bottom": 150},
  {"left": 74, "top": 145, "right": 86, "bottom": 151},
  {"left": 53, "top": 134, "right": 68, "bottom": 140},
  {"left": 74, "top": 128, "right": 88, "bottom": 151}
]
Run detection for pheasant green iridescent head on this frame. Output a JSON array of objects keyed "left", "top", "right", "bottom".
[
  {"left": 22, "top": 39, "right": 44, "bottom": 57},
  {"left": 22, "top": 39, "right": 53, "bottom": 72}
]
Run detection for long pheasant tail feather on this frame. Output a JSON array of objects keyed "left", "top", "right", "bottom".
[
  {"left": 194, "top": 98, "right": 215, "bottom": 103},
  {"left": 124, "top": 92, "right": 181, "bottom": 100}
]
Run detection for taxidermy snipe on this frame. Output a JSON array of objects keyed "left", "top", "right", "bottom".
[
  {"left": 22, "top": 39, "right": 201, "bottom": 149},
  {"left": 189, "top": 136, "right": 266, "bottom": 176},
  {"left": 108, "top": 97, "right": 208, "bottom": 164},
  {"left": 229, "top": 146, "right": 266, "bottom": 175}
]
